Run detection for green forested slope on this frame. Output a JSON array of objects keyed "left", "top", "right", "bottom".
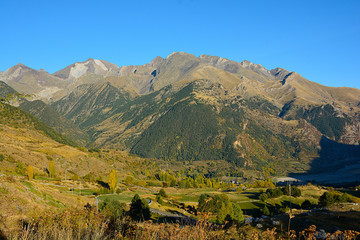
[
  {"left": 0, "top": 102, "right": 78, "bottom": 147},
  {"left": 20, "top": 100, "right": 91, "bottom": 146}
]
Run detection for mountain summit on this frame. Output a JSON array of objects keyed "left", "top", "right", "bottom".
[{"left": 53, "top": 58, "right": 121, "bottom": 82}]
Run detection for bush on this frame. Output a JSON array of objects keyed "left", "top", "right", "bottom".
[
  {"left": 266, "top": 188, "right": 283, "bottom": 198},
  {"left": 83, "top": 173, "right": 94, "bottom": 182},
  {"left": 88, "top": 148, "right": 101, "bottom": 153},
  {"left": 99, "top": 199, "right": 124, "bottom": 221},
  {"left": 261, "top": 206, "right": 270, "bottom": 216},
  {"left": 124, "top": 176, "right": 134, "bottom": 185},
  {"left": 98, "top": 199, "right": 127, "bottom": 233},
  {"left": 156, "top": 195, "right": 164, "bottom": 205},
  {"left": 279, "top": 206, "right": 290, "bottom": 213},
  {"left": 335, "top": 193, "right": 352, "bottom": 203},
  {"left": 282, "top": 185, "right": 301, "bottom": 197},
  {"left": 259, "top": 193, "right": 269, "bottom": 202},
  {"left": 15, "top": 162, "right": 25, "bottom": 175},
  {"left": 319, "top": 192, "right": 352, "bottom": 206}
]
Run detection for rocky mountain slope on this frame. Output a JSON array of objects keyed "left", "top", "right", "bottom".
[
  {"left": 0, "top": 64, "right": 67, "bottom": 102},
  {"left": 3, "top": 52, "right": 360, "bottom": 175}
]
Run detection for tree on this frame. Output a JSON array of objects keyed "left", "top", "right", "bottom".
[
  {"left": 129, "top": 194, "right": 151, "bottom": 221},
  {"left": 99, "top": 198, "right": 124, "bottom": 220},
  {"left": 27, "top": 165, "right": 34, "bottom": 181},
  {"left": 159, "top": 188, "right": 167, "bottom": 198},
  {"left": 319, "top": 192, "right": 335, "bottom": 207},
  {"left": 301, "top": 199, "right": 312, "bottom": 209},
  {"left": 216, "top": 202, "right": 227, "bottom": 223},
  {"left": 232, "top": 203, "right": 244, "bottom": 223},
  {"left": 99, "top": 198, "right": 125, "bottom": 231},
  {"left": 48, "top": 160, "right": 55, "bottom": 178},
  {"left": 282, "top": 185, "right": 301, "bottom": 197},
  {"left": 198, "top": 194, "right": 212, "bottom": 213},
  {"left": 261, "top": 205, "right": 270, "bottom": 216},
  {"left": 109, "top": 169, "right": 117, "bottom": 193}
]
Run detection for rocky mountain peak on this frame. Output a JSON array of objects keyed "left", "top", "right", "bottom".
[
  {"left": 14, "top": 63, "right": 29, "bottom": 69},
  {"left": 148, "top": 56, "right": 165, "bottom": 68},
  {"left": 270, "top": 68, "right": 292, "bottom": 81},
  {"left": 53, "top": 58, "right": 120, "bottom": 82},
  {"left": 240, "top": 60, "right": 273, "bottom": 79},
  {"left": 166, "top": 52, "right": 196, "bottom": 59},
  {"left": 3, "top": 63, "right": 34, "bottom": 82},
  {"left": 6, "top": 63, "right": 32, "bottom": 73},
  {"left": 198, "top": 54, "right": 228, "bottom": 65}
]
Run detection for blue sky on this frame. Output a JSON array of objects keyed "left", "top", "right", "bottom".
[{"left": 1, "top": 0, "right": 359, "bottom": 89}]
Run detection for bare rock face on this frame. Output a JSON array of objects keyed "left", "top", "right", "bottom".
[
  {"left": 240, "top": 60, "right": 274, "bottom": 79},
  {"left": 53, "top": 58, "right": 121, "bottom": 83},
  {"left": 199, "top": 54, "right": 274, "bottom": 80},
  {"left": 270, "top": 67, "right": 291, "bottom": 81},
  {"left": 340, "top": 121, "right": 360, "bottom": 145}
]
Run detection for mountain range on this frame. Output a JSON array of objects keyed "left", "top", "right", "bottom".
[{"left": 1, "top": 52, "right": 359, "bottom": 177}]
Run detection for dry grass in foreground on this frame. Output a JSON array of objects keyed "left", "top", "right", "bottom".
[{"left": 2, "top": 207, "right": 360, "bottom": 240}]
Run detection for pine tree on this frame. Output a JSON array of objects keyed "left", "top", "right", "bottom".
[
  {"left": 109, "top": 169, "right": 117, "bottom": 193},
  {"left": 129, "top": 194, "right": 151, "bottom": 221},
  {"left": 232, "top": 203, "right": 244, "bottom": 223},
  {"left": 261, "top": 205, "right": 270, "bottom": 216},
  {"left": 27, "top": 165, "right": 34, "bottom": 181}
]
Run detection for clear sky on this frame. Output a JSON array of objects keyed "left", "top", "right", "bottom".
[{"left": 1, "top": 0, "right": 359, "bottom": 89}]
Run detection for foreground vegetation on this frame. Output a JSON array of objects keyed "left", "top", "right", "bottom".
[{"left": 3, "top": 206, "right": 360, "bottom": 240}]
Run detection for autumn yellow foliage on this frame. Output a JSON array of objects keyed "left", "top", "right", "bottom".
[{"left": 109, "top": 169, "right": 117, "bottom": 192}]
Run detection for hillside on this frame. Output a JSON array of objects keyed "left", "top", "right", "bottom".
[
  {"left": 0, "top": 64, "right": 67, "bottom": 102},
  {"left": 0, "top": 102, "right": 77, "bottom": 147},
  {"left": 0, "top": 81, "right": 91, "bottom": 146},
  {"left": 0, "top": 102, "right": 158, "bottom": 230},
  {"left": 0, "top": 81, "right": 17, "bottom": 97},
  {"left": 20, "top": 100, "right": 91, "bottom": 146},
  {"left": 3, "top": 52, "right": 360, "bottom": 176}
]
